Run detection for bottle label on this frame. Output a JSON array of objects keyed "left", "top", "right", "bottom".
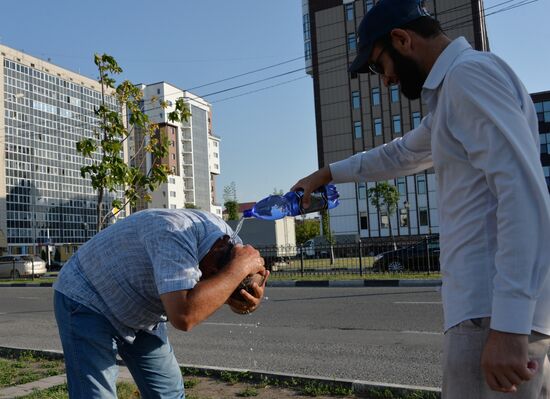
[{"left": 298, "top": 191, "right": 328, "bottom": 214}]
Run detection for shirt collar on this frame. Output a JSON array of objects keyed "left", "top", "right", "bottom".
[{"left": 422, "top": 37, "right": 472, "bottom": 91}]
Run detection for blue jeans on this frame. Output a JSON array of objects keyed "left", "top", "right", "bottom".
[{"left": 54, "top": 290, "right": 184, "bottom": 399}]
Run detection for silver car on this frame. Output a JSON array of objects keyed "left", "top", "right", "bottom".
[{"left": 0, "top": 255, "right": 47, "bottom": 278}]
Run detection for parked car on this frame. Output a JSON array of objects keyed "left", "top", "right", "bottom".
[
  {"left": 297, "top": 237, "right": 331, "bottom": 259},
  {"left": 372, "top": 237, "right": 440, "bottom": 272},
  {"left": 0, "top": 255, "right": 48, "bottom": 278}
]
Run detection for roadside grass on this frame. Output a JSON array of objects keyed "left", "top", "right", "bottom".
[
  {"left": 0, "top": 352, "right": 64, "bottom": 388},
  {"left": 19, "top": 382, "right": 140, "bottom": 398},
  {"left": 3, "top": 358, "right": 439, "bottom": 398},
  {"left": 0, "top": 277, "right": 57, "bottom": 285}
]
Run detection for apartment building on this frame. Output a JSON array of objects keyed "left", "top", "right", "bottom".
[
  {"left": 132, "top": 82, "right": 222, "bottom": 217},
  {"left": 532, "top": 91, "right": 550, "bottom": 190},
  {"left": 0, "top": 44, "right": 124, "bottom": 256},
  {"left": 302, "top": 0, "right": 489, "bottom": 241}
]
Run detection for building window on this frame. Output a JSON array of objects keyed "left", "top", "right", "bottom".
[
  {"left": 535, "top": 101, "right": 550, "bottom": 123},
  {"left": 170, "top": 191, "right": 176, "bottom": 197},
  {"left": 170, "top": 204, "right": 176, "bottom": 209},
  {"left": 400, "top": 207, "right": 408, "bottom": 227},
  {"left": 390, "top": 85, "right": 400, "bottom": 102},
  {"left": 347, "top": 33, "right": 357, "bottom": 52},
  {"left": 380, "top": 211, "right": 389, "bottom": 229},
  {"left": 169, "top": 177, "right": 175, "bottom": 184},
  {"left": 358, "top": 182, "right": 366, "bottom": 199},
  {"left": 157, "top": 88, "right": 161, "bottom": 95},
  {"left": 417, "top": 174, "right": 427, "bottom": 194},
  {"left": 372, "top": 87, "right": 380, "bottom": 106},
  {"left": 419, "top": 207, "right": 429, "bottom": 226},
  {"left": 397, "top": 177, "right": 406, "bottom": 195},
  {"left": 171, "top": 154, "right": 176, "bottom": 160},
  {"left": 543, "top": 166, "right": 550, "bottom": 187},
  {"left": 345, "top": 3, "right": 354, "bottom": 20},
  {"left": 352, "top": 91, "right": 361, "bottom": 109},
  {"left": 360, "top": 212, "right": 368, "bottom": 230},
  {"left": 364, "top": 0, "right": 374, "bottom": 12},
  {"left": 354, "top": 121, "right": 362, "bottom": 138},
  {"left": 392, "top": 115, "right": 402, "bottom": 135},
  {"left": 374, "top": 118, "right": 382, "bottom": 136},
  {"left": 303, "top": 13, "right": 310, "bottom": 41},
  {"left": 412, "top": 111, "right": 422, "bottom": 128},
  {"left": 304, "top": 41, "right": 312, "bottom": 61},
  {"left": 540, "top": 133, "right": 550, "bottom": 154}
]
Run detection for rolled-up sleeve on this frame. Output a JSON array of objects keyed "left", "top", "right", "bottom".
[{"left": 330, "top": 114, "right": 433, "bottom": 183}]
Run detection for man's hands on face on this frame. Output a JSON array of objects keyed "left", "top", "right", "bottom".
[
  {"left": 227, "top": 270, "right": 270, "bottom": 315},
  {"left": 481, "top": 330, "right": 538, "bottom": 393},
  {"left": 226, "top": 244, "right": 269, "bottom": 314},
  {"left": 290, "top": 166, "right": 332, "bottom": 209}
]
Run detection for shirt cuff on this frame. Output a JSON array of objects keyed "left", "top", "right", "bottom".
[
  {"left": 490, "top": 296, "right": 537, "bottom": 334},
  {"left": 329, "top": 159, "right": 356, "bottom": 183}
]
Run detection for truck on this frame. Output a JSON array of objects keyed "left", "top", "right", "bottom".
[{"left": 227, "top": 217, "right": 297, "bottom": 267}]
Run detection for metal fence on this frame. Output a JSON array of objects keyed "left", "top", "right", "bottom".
[{"left": 255, "top": 235, "right": 440, "bottom": 277}]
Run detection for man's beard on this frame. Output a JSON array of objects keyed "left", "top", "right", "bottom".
[{"left": 388, "top": 47, "right": 427, "bottom": 100}]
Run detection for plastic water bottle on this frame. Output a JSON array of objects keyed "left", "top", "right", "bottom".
[{"left": 242, "top": 185, "right": 340, "bottom": 221}]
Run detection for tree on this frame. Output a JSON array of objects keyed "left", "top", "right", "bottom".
[
  {"left": 320, "top": 209, "right": 336, "bottom": 264},
  {"left": 368, "top": 181, "right": 400, "bottom": 250},
  {"left": 272, "top": 187, "right": 284, "bottom": 195},
  {"left": 295, "top": 219, "right": 320, "bottom": 244},
  {"left": 223, "top": 182, "right": 239, "bottom": 221},
  {"left": 184, "top": 203, "right": 200, "bottom": 209},
  {"left": 76, "top": 54, "right": 190, "bottom": 230}
]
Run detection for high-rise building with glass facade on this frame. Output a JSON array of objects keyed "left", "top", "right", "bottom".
[
  {"left": 532, "top": 91, "right": 550, "bottom": 191},
  {"left": 302, "top": 0, "right": 489, "bottom": 241},
  {"left": 131, "top": 82, "right": 222, "bottom": 217},
  {"left": 0, "top": 44, "right": 123, "bottom": 256}
]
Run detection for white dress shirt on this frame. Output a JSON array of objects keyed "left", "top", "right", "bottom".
[{"left": 330, "top": 37, "right": 550, "bottom": 335}]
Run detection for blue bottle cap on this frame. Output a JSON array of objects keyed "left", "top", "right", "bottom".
[{"left": 243, "top": 209, "right": 253, "bottom": 218}]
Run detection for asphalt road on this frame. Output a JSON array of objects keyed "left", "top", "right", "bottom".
[{"left": 0, "top": 286, "right": 444, "bottom": 388}]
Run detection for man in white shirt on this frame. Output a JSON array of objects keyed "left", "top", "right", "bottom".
[{"left": 292, "top": 0, "right": 550, "bottom": 397}]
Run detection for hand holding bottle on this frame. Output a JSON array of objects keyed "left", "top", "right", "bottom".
[{"left": 290, "top": 166, "right": 333, "bottom": 209}]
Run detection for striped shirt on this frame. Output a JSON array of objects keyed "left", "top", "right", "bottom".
[{"left": 54, "top": 209, "right": 240, "bottom": 343}]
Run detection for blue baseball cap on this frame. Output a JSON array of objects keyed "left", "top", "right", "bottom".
[{"left": 349, "top": 0, "right": 431, "bottom": 73}]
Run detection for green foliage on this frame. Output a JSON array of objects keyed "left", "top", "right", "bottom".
[
  {"left": 184, "top": 377, "right": 200, "bottom": 389},
  {"left": 54, "top": 250, "right": 61, "bottom": 263},
  {"left": 367, "top": 182, "right": 400, "bottom": 217},
  {"left": 184, "top": 203, "right": 200, "bottom": 209},
  {"left": 224, "top": 200, "right": 239, "bottom": 221},
  {"left": 236, "top": 387, "right": 259, "bottom": 397},
  {"left": 76, "top": 53, "right": 190, "bottom": 230},
  {"left": 295, "top": 219, "right": 320, "bottom": 244},
  {"left": 272, "top": 187, "right": 284, "bottom": 195}
]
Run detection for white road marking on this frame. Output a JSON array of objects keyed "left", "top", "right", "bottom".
[
  {"left": 203, "top": 322, "right": 257, "bottom": 328},
  {"left": 400, "top": 330, "right": 442, "bottom": 335}
]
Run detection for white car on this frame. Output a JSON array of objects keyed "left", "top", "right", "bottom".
[{"left": 0, "top": 255, "right": 48, "bottom": 278}]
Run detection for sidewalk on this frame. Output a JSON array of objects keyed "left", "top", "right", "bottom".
[{"left": 0, "top": 346, "right": 441, "bottom": 399}]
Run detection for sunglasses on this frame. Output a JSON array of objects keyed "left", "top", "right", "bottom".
[{"left": 368, "top": 45, "right": 388, "bottom": 75}]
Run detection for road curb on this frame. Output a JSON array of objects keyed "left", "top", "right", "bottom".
[
  {"left": 0, "top": 279, "right": 443, "bottom": 288},
  {"left": 0, "top": 346, "right": 441, "bottom": 398}
]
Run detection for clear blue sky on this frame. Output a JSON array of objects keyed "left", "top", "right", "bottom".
[{"left": 1, "top": 0, "right": 548, "bottom": 203}]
